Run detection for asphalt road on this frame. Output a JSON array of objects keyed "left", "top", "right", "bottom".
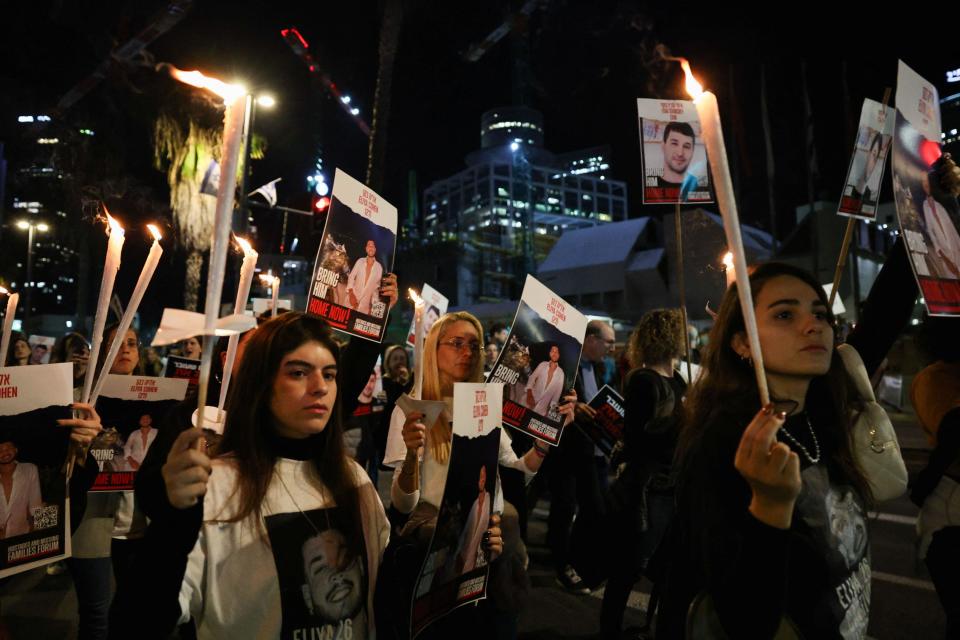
[{"left": 0, "top": 411, "right": 946, "bottom": 639}]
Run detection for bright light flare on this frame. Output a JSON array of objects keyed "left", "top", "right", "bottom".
[
  {"left": 15, "top": 220, "right": 29, "bottom": 230},
  {"left": 0, "top": 287, "right": 8, "bottom": 295},
  {"left": 147, "top": 224, "right": 162, "bottom": 241},
  {"left": 164, "top": 65, "right": 246, "bottom": 102},
  {"left": 722, "top": 251, "right": 734, "bottom": 271},
  {"left": 408, "top": 288, "right": 425, "bottom": 307},
  {"left": 36, "top": 223, "right": 49, "bottom": 232},
  {"left": 259, "top": 273, "right": 279, "bottom": 285},
  {"left": 679, "top": 58, "right": 704, "bottom": 100},
  {"left": 256, "top": 95, "right": 276, "bottom": 109},
  {"left": 235, "top": 236, "right": 257, "bottom": 257},
  {"left": 104, "top": 209, "right": 125, "bottom": 238}
]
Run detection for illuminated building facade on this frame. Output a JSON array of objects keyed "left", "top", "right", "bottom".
[{"left": 419, "top": 106, "right": 628, "bottom": 304}]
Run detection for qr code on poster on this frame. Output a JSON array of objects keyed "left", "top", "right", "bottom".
[
  {"left": 370, "top": 299, "right": 386, "bottom": 319},
  {"left": 31, "top": 505, "right": 59, "bottom": 530}
]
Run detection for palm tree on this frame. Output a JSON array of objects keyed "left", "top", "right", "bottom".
[{"left": 153, "top": 101, "right": 221, "bottom": 311}]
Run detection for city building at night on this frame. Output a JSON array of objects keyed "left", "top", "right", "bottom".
[
  {"left": 414, "top": 106, "right": 628, "bottom": 305},
  {"left": 1, "top": 114, "right": 86, "bottom": 332}
]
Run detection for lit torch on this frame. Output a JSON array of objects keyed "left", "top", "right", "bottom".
[
  {"left": 90, "top": 224, "right": 164, "bottom": 406},
  {"left": 217, "top": 237, "right": 259, "bottom": 419},
  {"left": 409, "top": 288, "right": 426, "bottom": 399},
  {"left": 0, "top": 287, "right": 17, "bottom": 366},
  {"left": 680, "top": 59, "right": 769, "bottom": 405},
  {"left": 82, "top": 210, "right": 125, "bottom": 405},
  {"left": 163, "top": 63, "right": 248, "bottom": 434}
]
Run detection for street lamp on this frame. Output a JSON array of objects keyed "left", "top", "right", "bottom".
[
  {"left": 15, "top": 219, "right": 49, "bottom": 328},
  {"left": 239, "top": 91, "right": 277, "bottom": 233}
]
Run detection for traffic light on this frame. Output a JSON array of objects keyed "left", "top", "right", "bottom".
[{"left": 311, "top": 195, "right": 331, "bottom": 233}]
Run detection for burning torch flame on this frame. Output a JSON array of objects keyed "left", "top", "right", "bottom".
[
  {"left": 408, "top": 288, "right": 425, "bottom": 308},
  {"left": 0, "top": 287, "right": 8, "bottom": 296},
  {"left": 679, "top": 59, "right": 704, "bottom": 100},
  {"left": 162, "top": 64, "right": 245, "bottom": 102},
  {"left": 235, "top": 236, "right": 257, "bottom": 258},
  {"left": 104, "top": 208, "right": 125, "bottom": 238},
  {"left": 147, "top": 224, "right": 162, "bottom": 242},
  {"left": 722, "top": 251, "right": 734, "bottom": 272}
]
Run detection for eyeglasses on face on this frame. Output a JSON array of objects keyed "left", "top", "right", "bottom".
[{"left": 438, "top": 338, "right": 482, "bottom": 354}]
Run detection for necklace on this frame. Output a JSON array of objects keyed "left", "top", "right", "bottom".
[
  {"left": 778, "top": 413, "right": 821, "bottom": 465},
  {"left": 274, "top": 464, "right": 333, "bottom": 535}
]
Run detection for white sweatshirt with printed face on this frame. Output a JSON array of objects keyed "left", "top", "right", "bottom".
[{"left": 178, "top": 457, "right": 389, "bottom": 640}]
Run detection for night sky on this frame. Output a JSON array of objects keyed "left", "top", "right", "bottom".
[{"left": 0, "top": 0, "right": 957, "bottom": 326}]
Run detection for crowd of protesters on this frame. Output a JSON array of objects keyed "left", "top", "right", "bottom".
[{"left": 2, "top": 163, "right": 960, "bottom": 640}]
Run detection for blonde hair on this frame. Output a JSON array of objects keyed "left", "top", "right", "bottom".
[{"left": 421, "top": 311, "right": 486, "bottom": 463}]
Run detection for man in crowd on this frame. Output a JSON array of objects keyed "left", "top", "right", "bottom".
[
  {"left": 0, "top": 439, "right": 42, "bottom": 539},
  {"left": 657, "top": 122, "right": 695, "bottom": 190},
  {"left": 545, "top": 319, "right": 617, "bottom": 592}
]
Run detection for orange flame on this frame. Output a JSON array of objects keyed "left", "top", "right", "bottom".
[
  {"left": 166, "top": 66, "right": 245, "bottom": 102},
  {"left": 0, "top": 287, "right": 8, "bottom": 296},
  {"left": 147, "top": 224, "right": 162, "bottom": 242},
  {"left": 235, "top": 236, "right": 257, "bottom": 258},
  {"left": 408, "top": 288, "right": 424, "bottom": 307},
  {"left": 722, "top": 251, "right": 734, "bottom": 271},
  {"left": 104, "top": 208, "right": 125, "bottom": 238},
  {"left": 679, "top": 59, "right": 704, "bottom": 100}
]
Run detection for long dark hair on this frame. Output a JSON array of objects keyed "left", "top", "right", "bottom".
[
  {"left": 217, "top": 312, "right": 359, "bottom": 531},
  {"left": 678, "top": 262, "right": 872, "bottom": 501},
  {"left": 5, "top": 331, "right": 29, "bottom": 366},
  {"left": 95, "top": 323, "right": 145, "bottom": 378}
]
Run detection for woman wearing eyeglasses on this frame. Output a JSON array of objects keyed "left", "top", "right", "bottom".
[{"left": 380, "top": 311, "right": 575, "bottom": 635}]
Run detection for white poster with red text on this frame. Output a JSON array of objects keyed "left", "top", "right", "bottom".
[
  {"left": 307, "top": 169, "right": 398, "bottom": 341},
  {"left": 486, "top": 276, "right": 587, "bottom": 445}
]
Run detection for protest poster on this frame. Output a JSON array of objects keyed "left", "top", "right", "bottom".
[
  {"left": 579, "top": 384, "right": 625, "bottom": 457},
  {"left": 164, "top": 355, "right": 200, "bottom": 388},
  {"left": 27, "top": 335, "right": 55, "bottom": 365},
  {"left": 91, "top": 375, "right": 188, "bottom": 491},
  {"left": 264, "top": 503, "right": 370, "bottom": 640},
  {"left": 406, "top": 284, "right": 449, "bottom": 348},
  {"left": 411, "top": 383, "right": 501, "bottom": 637},
  {"left": 307, "top": 169, "right": 397, "bottom": 342},
  {"left": 891, "top": 60, "right": 960, "bottom": 316},
  {"left": 342, "top": 357, "right": 386, "bottom": 465},
  {"left": 837, "top": 98, "right": 894, "bottom": 220},
  {"left": 637, "top": 99, "right": 713, "bottom": 205},
  {"left": 486, "top": 275, "right": 587, "bottom": 445},
  {"left": 0, "top": 363, "right": 72, "bottom": 579}
]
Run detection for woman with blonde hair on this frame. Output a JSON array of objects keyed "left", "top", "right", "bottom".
[{"left": 381, "top": 311, "right": 575, "bottom": 636}]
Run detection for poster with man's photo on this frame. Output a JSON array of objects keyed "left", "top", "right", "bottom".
[
  {"left": 838, "top": 98, "right": 894, "bottom": 220},
  {"left": 307, "top": 168, "right": 397, "bottom": 342},
  {"left": 27, "top": 335, "right": 55, "bottom": 365},
  {"left": 486, "top": 275, "right": 587, "bottom": 445},
  {"left": 411, "top": 383, "right": 502, "bottom": 637},
  {"left": 0, "top": 363, "right": 73, "bottom": 579},
  {"left": 406, "top": 283, "right": 449, "bottom": 347},
  {"left": 892, "top": 60, "right": 960, "bottom": 316},
  {"left": 91, "top": 375, "right": 188, "bottom": 491},
  {"left": 265, "top": 505, "right": 370, "bottom": 640},
  {"left": 580, "top": 385, "right": 626, "bottom": 458},
  {"left": 637, "top": 99, "right": 713, "bottom": 205}
]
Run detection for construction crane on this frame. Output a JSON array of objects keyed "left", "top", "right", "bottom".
[
  {"left": 280, "top": 27, "right": 371, "bottom": 137},
  {"left": 462, "top": 0, "right": 541, "bottom": 63},
  {"left": 54, "top": 0, "right": 194, "bottom": 113}
]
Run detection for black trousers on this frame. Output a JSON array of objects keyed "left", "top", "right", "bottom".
[
  {"left": 545, "top": 440, "right": 607, "bottom": 573},
  {"left": 926, "top": 526, "right": 960, "bottom": 640}
]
